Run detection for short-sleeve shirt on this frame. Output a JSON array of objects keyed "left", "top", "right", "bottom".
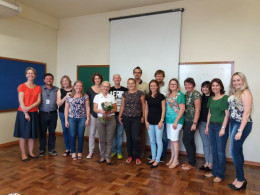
[
  {"left": 93, "top": 93, "right": 116, "bottom": 117},
  {"left": 18, "top": 83, "right": 41, "bottom": 112},
  {"left": 145, "top": 93, "right": 165, "bottom": 125},
  {"left": 66, "top": 94, "right": 89, "bottom": 118},
  {"left": 122, "top": 90, "right": 143, "bottom": 117},
  {"left": 109, "top": 86, "right": 128, "bottom": 114},
  {"left": 207, "top": 95, "right": 228, "bottom": 123},
  {"left": 165, "top": 91, "right": 185, "bottom": 124},
  {"left": 136, "top": 80, "right": 149, "bottom": 95},
  {"left": 184, "top": 90, "right": 201, "bottom": 122}
]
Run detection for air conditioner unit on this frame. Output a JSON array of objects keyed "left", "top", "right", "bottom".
[{"left": 0, "top": 0, "right": 22, "bottom": 17}]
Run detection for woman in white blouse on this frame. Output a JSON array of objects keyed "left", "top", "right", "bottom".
[{"left": 93, "top": 81, "right": 117, "bottom": 165}]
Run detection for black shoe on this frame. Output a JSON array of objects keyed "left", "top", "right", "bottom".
[
  {"left": 106, "top": 161, "right": 112, "bottom": 165},
  {"left": 49, "top": 150, "right": 58, "bottom": 156},
  {"left": 151, "top": 164, "right": 159, "bottom": 168},
  {"left": 204, "top": 167, "right": 212, "bottom": 172},
  {"left": 231, "top": 179, "right": 247, "bottom": 191},
  {"left": 21, "top": 158, "right": 30, "bottom": 162},
  {"left": 28, "top": 155, "right": 38, "bottom": 159},
  {"left": 98, "top": 159, "right": 106, "bottom": 163},
  {"left": 228, "top": 183, "right": 235, "bottom": 188},
  {"left": 160, "top": 157, "right": 165, "bottom": 163},
  {"left": 39, "top": 150, "right": 46, "bottom": 157},
  {"left": 199, "top": 165, "right": 206, "bottom": 170},
  {"left": 146, "top": 161, "right": 154, "bottom": 165},
  {"left": 147, "top": 155, "right": 152, "bottom": 161}
]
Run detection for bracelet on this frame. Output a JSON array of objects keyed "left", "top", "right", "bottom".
[
  {"left": 221, "top": 126, "right": 225, "bottom": 129},
  {"left": 160, "top": 119, "right": 164, "bottom": 122},
  {"left": 238, "top": 129, "right": 243, "bottom": 132}
]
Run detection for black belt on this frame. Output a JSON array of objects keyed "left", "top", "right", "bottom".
[
  {"left": 40, "top": 110, "right": 57, "bottom": 114},
  {"left": 210, "top": 122, "right": 222, "bottom": 125}
]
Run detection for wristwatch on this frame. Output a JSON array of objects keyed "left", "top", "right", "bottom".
[
  {"left": 193, "top": 122, "right": 197, "bottom": 125},
  {"left": 238, "top": 129, "right": 243, "bottom": 132}
]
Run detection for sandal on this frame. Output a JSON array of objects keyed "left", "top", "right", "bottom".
[
  {"left": 78, "top": 153, "right": 82, "bottom": 160},
  {"left": 63, "top": 150, "right": 70, "bottom": 157},
  {"left": 169, "top": 161, "right": 179, "bottom": 169},
  {"left": 71, "top": 153, "right": 77, "bottom": 161},
  {"left": 181, "top": 164, "right": 194, "bottom": 170}
]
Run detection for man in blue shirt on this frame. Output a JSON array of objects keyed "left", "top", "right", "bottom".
[{"left": 39, "top": 73, "right": 59, "bottom": 156}]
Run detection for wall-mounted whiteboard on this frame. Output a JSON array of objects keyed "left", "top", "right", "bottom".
[{"left": 179, "top": 61, "right": 234, "bottom": 93}]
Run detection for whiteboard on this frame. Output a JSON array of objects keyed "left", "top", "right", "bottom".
[{"left": 179, "top": 62, "right": 234, "bottom": 94}]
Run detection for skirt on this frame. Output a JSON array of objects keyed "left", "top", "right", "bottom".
[{"left": 13, "top": 110, "right": 40, "bottom": 139}]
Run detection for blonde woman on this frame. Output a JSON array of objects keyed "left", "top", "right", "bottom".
[
  {"left": 228, "top": 72, "right": 253, "bottom": 191},
  {"left": 165, "top": 78, "right": 185, "bottom": 169},
  {"left": 56, "top": 75, "right": 72, "bottom": 157},
  {"left": 65, "top": 81, "right": 90, "bottom": 160},
  {"left": 14, "top": 67, "right": 41, "bottom": 161}
]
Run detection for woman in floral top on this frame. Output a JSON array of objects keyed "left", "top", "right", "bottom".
[
  {"left": 182, "top": 78, "right": 201, "bottom": 170},
  {"left": 65, "top": 81, "right": 90, "bottom": 160},
  {"left": 165, "top": 78, "right": 185, "bottom": 169},
  {"left": 119, "top": 78, "right": 145, "bottom": 166},
  {"left": 228, "top": 72, "right": 253, "bottom": 191}
]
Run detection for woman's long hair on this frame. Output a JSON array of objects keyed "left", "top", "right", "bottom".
[
  {"left": 60, "top": 75, "right": 72, "bottom": 89},
  {"left": 71, "top": 80, "right": 85, "bottom": 97},
  {"left": 229, "top": 72, "right": 250, "bottom": 102},
  {"left": 148, "top": 80, "right": 160, "bottom": 97}
]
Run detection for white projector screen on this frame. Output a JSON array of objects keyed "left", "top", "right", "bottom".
[{"left": 110, "top": 11, "right": 182, "bottom": 87}]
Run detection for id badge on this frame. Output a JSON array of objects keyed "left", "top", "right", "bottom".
[{"left": 46, "top": 99, "right": 50, "bottom": 104}]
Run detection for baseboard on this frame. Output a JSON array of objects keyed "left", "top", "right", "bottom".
[{"left": 2, "top": 133, "right": 260, "bottom": 167}]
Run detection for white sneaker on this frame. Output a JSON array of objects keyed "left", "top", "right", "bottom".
[{"left": 86, "top": 153, "right": 93, "bottom": 159}]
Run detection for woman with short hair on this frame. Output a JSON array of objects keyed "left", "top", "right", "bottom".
[
  {"left": 93, "top": 81, "right": 117, "bottom": 165},
  {"left": 14, "top": 67, "right": 41, "bottom": 161}
]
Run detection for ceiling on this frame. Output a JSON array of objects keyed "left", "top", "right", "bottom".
[{"left": 15, "top": 0, "right": 179, "bottom": 19}]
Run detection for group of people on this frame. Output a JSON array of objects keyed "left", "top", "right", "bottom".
[{"left": 14, "top": 66, "right": 252, "bottom": 191}]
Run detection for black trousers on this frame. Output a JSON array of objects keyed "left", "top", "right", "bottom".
[
  {"left": 182, "top": 121, "right": 196, "bottom": 166},
  {"left": 39, "top": 111, "right": 57, "bottom": 151},
  {"left": 123, "top": 116, "right": 141, "bottom": 159}
]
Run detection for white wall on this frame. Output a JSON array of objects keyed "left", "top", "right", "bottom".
[
  {"left": 0, "top": 4, "right": 58, "bottom": 144},
  {"left": 57, "top": 0, "right": 260, "bottom": 162}
]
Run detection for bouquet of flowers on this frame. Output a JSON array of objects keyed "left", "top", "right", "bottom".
[{"left": 101, "top": 102, "right": 113, "bottom": 122}]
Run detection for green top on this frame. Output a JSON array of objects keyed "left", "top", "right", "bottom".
[
  {"left": 184, "top": 90, "right": 201, "bottom": 122},
  {"left": 207, "top": 95, "right": 228, "bottom": 123}
]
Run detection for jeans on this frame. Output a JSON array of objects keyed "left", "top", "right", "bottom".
[
  {"left": 148, "top": 124, "right": 163, "bottom": 163},
  {"left": 112, "top": 115, "right": 124, "bottom": 155},
  {"left": 182, "top": 121, "right": 196, "bottom": 166},
  {"left": 123, "top": 116, "right": 141, "bottom": 158},
  {"left": 198, "top": 122, "right": 213, "bottom": 164},
  {"left": 229, "top": 119, "right": 252, "bottom": 182},
  {"left": 68, "top": 117, "right": 86, "bottom": 153},
  {"left": 59, "top": 112, "right": 70, "bottom": 151},
  {"left": 209, "top": 123, "right": 229, "bottom": 179},
  {"left": 96, "top": 116, "right": 116, "bottom": 160},
  {"left": 39, "top": 111, "right": 57, "bottom": 151}
]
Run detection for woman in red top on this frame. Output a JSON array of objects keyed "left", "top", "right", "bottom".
[{"left": 13, "top": 67, "right": 41, "bottom": 161}]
